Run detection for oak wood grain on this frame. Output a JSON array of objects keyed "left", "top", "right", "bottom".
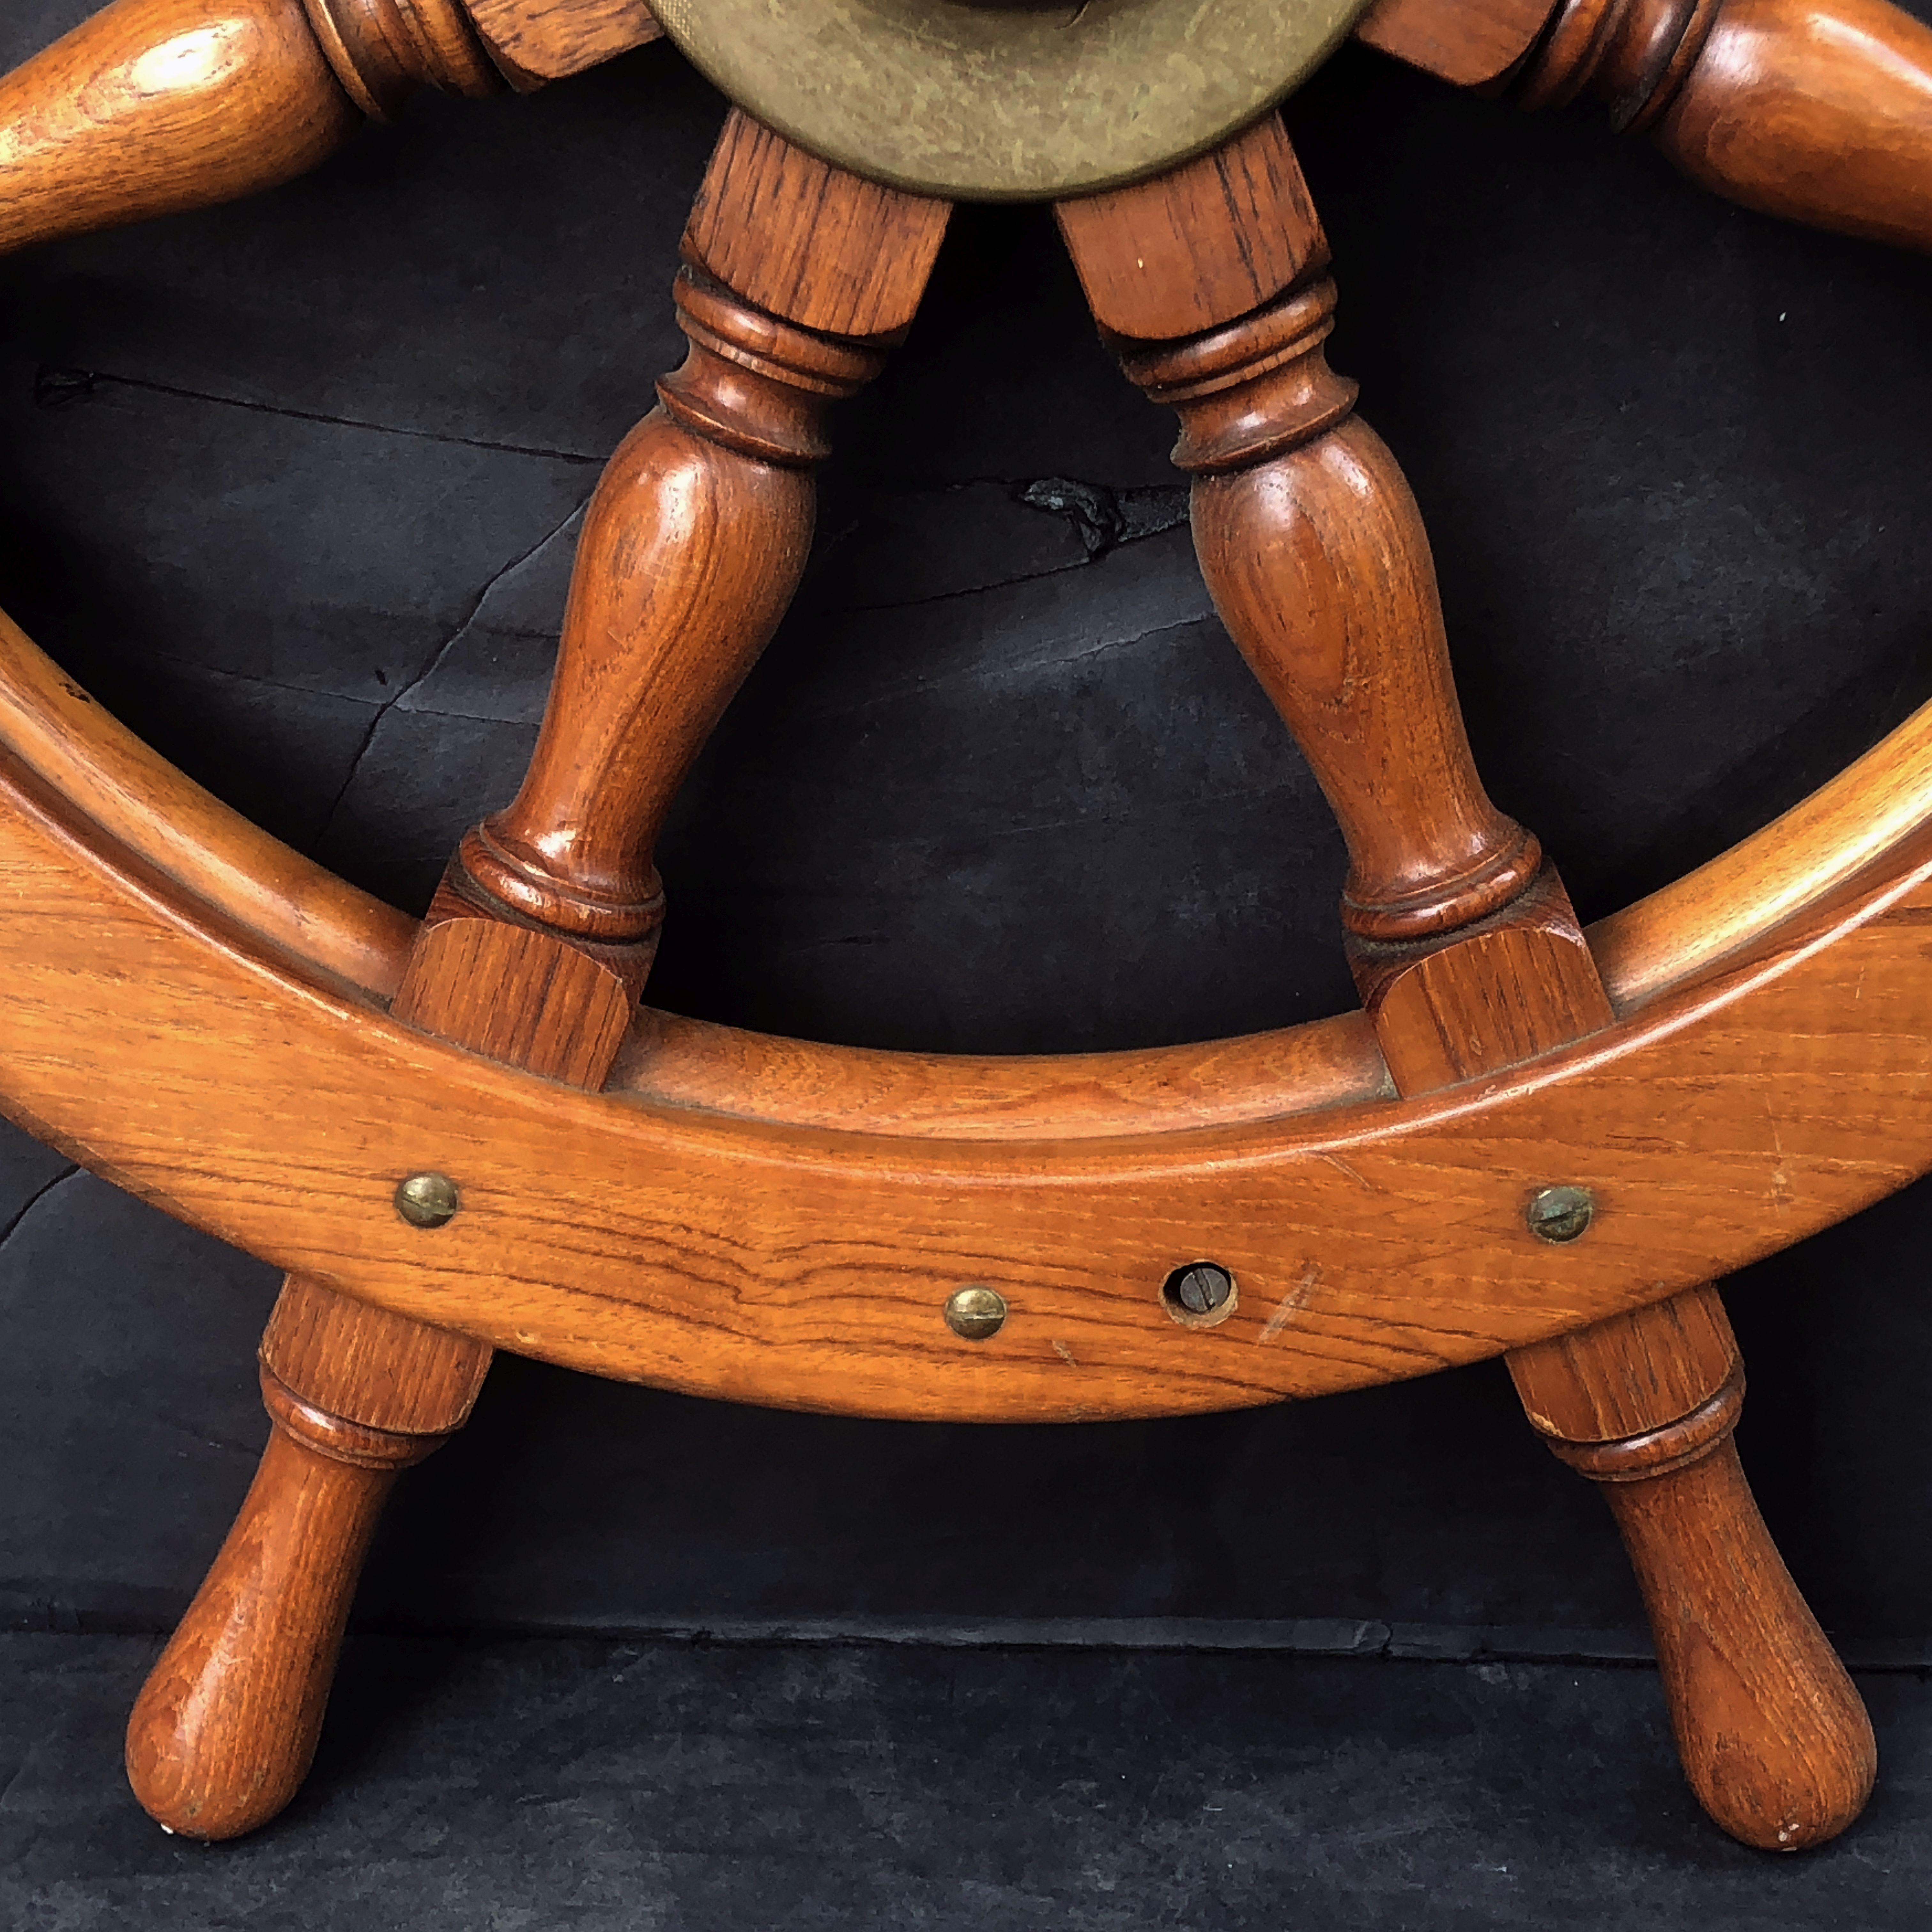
[
  {"left": 7, "top": 608, "right": 1932, "bottom": 1122},
  {"left": 4, "top": 737, "right": 1930, "bottom": 1424},
  {"left": 682, "top": 109, "right": 951, "bottom": 341},
  {"left": 1055, "top": 113, "right": 1329, "bottom": 340},
  {"left": 1513, "top": 0, "right": 1932, "bottom": 251},
  {"left": 1512, "top": 1306, "right": 1877, "bottom": 1849},
  {"left": 460, "top": 0, "right": 660, "bottom": 90},
  {"left": 1354, "top": 0, "right": 1562, "bottom": 84},
  {"left": 0, "top": 0, "right": 360, "bottom": 255},
  {"left": 125, "top": 1361, "right": 457, "bottom": 1839}
]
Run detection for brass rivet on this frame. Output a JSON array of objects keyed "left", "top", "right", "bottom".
[
  {"left": 1162, "top": 1261, "right": 1237, "bottom": 1326},
  {"left": 395, "top": 1172, "right": 460, "bottom": 1229},
  {"left": 1527, "top": 1185, "right": 1594, "bottom": 1244},
  {"left": 945, "top": 1284, "right": 1007, "bottom": 1340}
]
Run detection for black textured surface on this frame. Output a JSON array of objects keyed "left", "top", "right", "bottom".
[
  {"left": 2, "top": 0, "right": 1932, "bottom": 1737},
  {"left": 6, "top": 1635, "right": 1932, "bottom": 1929}
]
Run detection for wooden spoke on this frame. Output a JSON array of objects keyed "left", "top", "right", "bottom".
[
  {"left": 1361, "top": 0, "right": 1932, "bottom": 254},
  {"left": 0, "top": 0, "right": 1924, "bottom": 1859},
  {"left": 121, "top": 108, "right": 947, "bottom": 1842},
  {"left": 1059, "top": 113, "right": 1876, "bottom": 1850}
]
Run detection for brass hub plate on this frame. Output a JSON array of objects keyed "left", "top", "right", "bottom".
[{"left": 650, "top": 0, "right": 1377, "bottom": 202}]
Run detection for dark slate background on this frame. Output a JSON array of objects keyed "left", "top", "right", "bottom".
[{"left": 3, "top": 0, "right": 1932, "bottom": 1662}]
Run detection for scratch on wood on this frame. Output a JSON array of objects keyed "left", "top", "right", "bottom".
[
  {"left": 1052, "top": 1339, "right": 1077, "bottom": 1366},
  {"left": 1259, "top": 1264, "right": 1319, "bottom": 1343},
  {"left": 1315, "top": 1151, "right": 1378, "bottom": 1192}
]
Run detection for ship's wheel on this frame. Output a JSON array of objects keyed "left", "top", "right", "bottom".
[{"left": 1, "top": 0, "right": 1929, "bottom": 1855}]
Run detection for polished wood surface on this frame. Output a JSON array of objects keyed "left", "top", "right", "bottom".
[
  {"left": 1054, "top": 113, "right": 1328, "bottom": 340},
  {"left": 462, "top": 0, "right": 660, "bottom": 90},
  {"left": 8, "top": 597, "right": 1932, "bottom": 1130},
  {"left": 1072, "top": 119, "right": 1876, "bottom": 1846},
  {"left": 1354, "top": 0, "right": 1560, "bottom": 84},
  {"left": 124, "top": 113, "right": 952, "bottom": 1839},
  {"left": 125, "top": 1353, "right": 464, "bottom": 1838},
  {"left": 1654, "top": 0, "right": 1932, "bottom": 251},
  {"left": 1084, "top": 251, "right": 1541, "bottom": 942},
  {"left": 1513, "top": 1293, "right": 1877, "bottom": 1849},
  {"left": 0, "top": 0, "right": 359, "bottom": 254},
  {"left": 2, "top": 3, "right": 1928, "bottom": 1855},
  {"left": 682, "top": 108, "right": 950, "bottom": 341},
  {"left": 5, "top": 705, "right": 1932, "bottom": 1423}
]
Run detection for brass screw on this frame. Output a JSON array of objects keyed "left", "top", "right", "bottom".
[
  {"left": 395, "top": 1172, "right": 460, "bottom": 1229},
  {"left": 945, "top": 1285, "right": 1007, "bottom": 1340},
  {"left": 1527, "top": 1185, "right": 1594, "bottom": 1244}
]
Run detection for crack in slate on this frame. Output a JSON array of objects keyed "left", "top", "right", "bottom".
[
  {"left": 0, "top": 1164, "right": 80, "bottom": 1255},
  {"left": 32, "top": 365, "right": 606, "bottom": 468},
  {"left": 309, "top": 499, "right": 591, "bottom": 846}
]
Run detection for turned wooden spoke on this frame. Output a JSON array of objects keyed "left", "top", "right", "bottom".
[
  {"left": 122, "top": 107, "right": 950, "bottom": 1841},
  {"left": 3, "top": 0, "right": 1926, "bottom": 1862},
  {"left": 1364, "top": 0, "right": 1932, "bottom": 253},
  {"left": 1058, "top": 111, "right": 1877, "bottom": 1850}
]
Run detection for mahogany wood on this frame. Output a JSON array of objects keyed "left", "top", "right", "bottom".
[
  {"left": 1512, "top": 1292, "right": 1877, "bottom": 1849},
  {"left": 300, "top": 0, "right": 503, "bottom": 118}
]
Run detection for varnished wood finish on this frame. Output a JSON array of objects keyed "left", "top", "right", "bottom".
[
  {"left": 0, "top": 0, "right": 359, "bottom": 254},
  {"left": 1094, "top": 266, "right": 1541, "bottom": 941},
  {"left": 1512, "top": 1293, "right": 1876, "bottom": 1849},
  {"left": 682, "top": 109, "right": 950, "bottom": 341},
  {"left": 125, "top": 1356, "right": 461, "bottom": 1839},
  {"left": 1655, "top": 0, "right": 1932, "bottom": 252},
  {"left": 1054, "top": 113, "right": 1329, "bottom": 340},
  {"left": 1509, "top": 0, "right": 1932, "bottom": 251},
  {"left": 260, "top": 1271, "right": 493, "bottom": 1431},
  {"left": 301, "top": 0, "right": 502, "bottom": 118},
  {"left": 6, "top": 651, "right": 1932, "bottom": 1422},
  {"left": 126, "top": 126, "right": 955, "bottom": 1840},
  {"left": 1354, "top": 0, "right": 1561, "bottom": 84},
  {"left": 1356, "top": 866, "right": 1613, "bottom": 1090},
  {"left": 1511, "top": 1280, "right": 1737, "bottom": 1439},
  {"left": 460, "top": 0, "right": 660, "bottom": 91},
  {"left": 472, "top": 125, "right": 937, "bottom": 949},
  {"left": 10, "top": 601, "right": 1932, "bottom": 1104}
]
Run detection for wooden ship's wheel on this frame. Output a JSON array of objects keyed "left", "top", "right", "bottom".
[{"left": 1, "top": 0, "right": 1928, "bottom": 1855}]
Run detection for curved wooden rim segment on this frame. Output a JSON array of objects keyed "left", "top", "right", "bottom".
[{"left": 3, "top": 610, "right": 1931, "bottom": 1421}]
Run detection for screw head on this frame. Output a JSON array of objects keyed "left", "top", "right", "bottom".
[
  {"left": 944, "top": 1285, "right": 1007, "bottom": 1340},
  {"left": 395, "top": 1172, "right": 460, "bottom": 1229},
  {"left": 1162, "top": 1261, "right": 1237, "bottom": 1326},
  {"left": 1526, "top": 1185, "right": 1594, "bottom": 1244}
]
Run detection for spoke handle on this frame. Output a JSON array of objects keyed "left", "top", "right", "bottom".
[
  {"left": 1513, "top": 1292, "right": 1877, "bottom": 1850},
  {"left": 1517, "top": 0, "right": 1932, "bottom": 253}
]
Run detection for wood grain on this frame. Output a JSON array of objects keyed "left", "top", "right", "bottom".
[
  {"left": 1512, "top": 1302, "right": 1876, "bottom": 1848},
  {"left": 1055, "top": 113, "right": 1329, "bottom": 340},
  {"left": 301, "top": 0, "right": 503, "bottom": 118},
  {"left": 1514, "top": 0, "right": 1932, "bottom": 252},
  {"left": 3, "top": 737, "right": 1931, "bottom": 1424},
  {"left": 0, "top": 0, "right": 360, "bottom": 255},
  {"left": 682, "top": 109, "right": 951, "bottom": 341},
  {"left": 460, "top": 0, "right": 660, "bottom": 90},
  {"left": 7, "top": 607, "right": 1932, "bottom": 1112},
  {"left": 1354, "top": 0, "right": 1561, "bottom": 84},
  {"left": 125, "top": 1361, "right": 457, "bottom": 1839},
  {"left": 465, "top": 272, "right": 883, "bottom": 946}
]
